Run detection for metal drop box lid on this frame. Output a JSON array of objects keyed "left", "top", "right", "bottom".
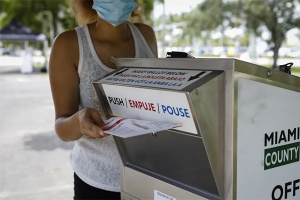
[{"left": 93, "top": 58, "right": 300, "bottom": 200}]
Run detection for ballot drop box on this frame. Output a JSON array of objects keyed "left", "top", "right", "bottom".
[{"left": 93, "top": 58, "right": 300, "bottom": 200}]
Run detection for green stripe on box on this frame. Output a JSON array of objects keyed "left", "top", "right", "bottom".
[{"left": 264, "top": 142, "right": 300, "bottom": 170}]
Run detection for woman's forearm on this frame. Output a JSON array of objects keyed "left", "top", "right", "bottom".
[{"left": 55, "top": 113, "right": 83, "bottom": 142}]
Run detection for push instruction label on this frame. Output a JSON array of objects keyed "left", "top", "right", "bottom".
[
  {"left": 102, "top": 84, "right": 197, "bottom": 134},
  {"left": 101, "top": 68, "right": 211, "bottom": 90}
]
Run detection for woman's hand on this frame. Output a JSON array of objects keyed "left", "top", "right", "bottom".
[{"left": 78, "top": 108, "right": 109, "bottom": 139}]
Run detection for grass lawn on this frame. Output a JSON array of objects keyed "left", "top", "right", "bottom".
[{"left": 291, "top": 67, "right": 300, "bottom": 77}]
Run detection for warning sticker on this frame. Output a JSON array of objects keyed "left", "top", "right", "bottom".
[{"left": 101, "top": 68, "right": 211, "bottom": 90}]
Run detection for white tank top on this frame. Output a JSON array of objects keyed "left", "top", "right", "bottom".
[{"left": 71, "top": 22, "right": 155, "bottom": 192}]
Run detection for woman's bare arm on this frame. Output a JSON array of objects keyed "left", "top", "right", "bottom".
[{"left": 49, "top": 30, "right": 106, "bottom": 141}]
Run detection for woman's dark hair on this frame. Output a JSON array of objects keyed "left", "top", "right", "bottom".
[{"left": 70, "top": 0, "right": 97, "bottom": 25}]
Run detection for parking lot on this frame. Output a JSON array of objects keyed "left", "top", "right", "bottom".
[{"left": 0, "top": 65, "right": 74, "bottom": 200}]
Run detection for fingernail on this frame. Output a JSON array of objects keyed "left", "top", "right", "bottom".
[{"left": 99, "top": 130, "right": 105, "bottom": 136}]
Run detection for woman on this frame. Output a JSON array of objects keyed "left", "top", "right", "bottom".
[{"left": 49, "top": 0, "right": 157, "bottom": 199}]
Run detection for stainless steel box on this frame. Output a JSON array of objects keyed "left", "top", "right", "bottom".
[{"left": 93, "top": 58, "right": 300, "bottom": 200}]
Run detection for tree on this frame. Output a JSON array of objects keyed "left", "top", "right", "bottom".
[
  {"left": 187, "top": 0, "right": 225, "bottom": 50},
  {"left": 134, "top": 0, "right": 154, "bottom": 24},
  {"left": 0, "top": 0, "right": 71, "bottom": 44},
  {"left": 0, "top": 0, "right": 159, "bottom": 41},
  {"left": 240, "top": 0, "right": 300, "bottom": 68},
  {"left": 173, "top": 0, "right": 238, "bottom": 54},
  {"left": 183, "top": 0, "right": 300, "bottom": 67}
]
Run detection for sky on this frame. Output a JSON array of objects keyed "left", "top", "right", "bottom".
[{"left": 153, "top": 0, "right": 201, "bottom": 19}]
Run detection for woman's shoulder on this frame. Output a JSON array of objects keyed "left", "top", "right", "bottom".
[
  {"left": 133, "top": 23, "right": 158, "bottom": 57},
  {"left": 51, "top": 29, "right": 80, "bottom": 59},
  {"left": 50, "top": 29, "right": 80, "bottom": 71},
  {"left": 133, "top": 23, "right": 155, "bottom": 37},
  {"left": 53, "top": 29, "right": 78, "bottom": 48}
]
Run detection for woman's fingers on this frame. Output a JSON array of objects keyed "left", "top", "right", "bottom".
[
  {"left": 81, "top": 119, "right": 103, "bottom": 138},
  {"left": 78, "top": 108, "right": 109, "bottom": 139}
]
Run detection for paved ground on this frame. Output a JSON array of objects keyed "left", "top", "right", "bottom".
[{"left": 0, "top": 66, "right": 74, "bottom": 200}]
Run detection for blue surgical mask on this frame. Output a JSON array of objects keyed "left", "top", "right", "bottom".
[{"left": 92, "top": 0, "right": 137, "bottom": 27}]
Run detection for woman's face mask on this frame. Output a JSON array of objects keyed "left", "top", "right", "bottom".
[{"left": 92, "top": 0, "right": 137, "bottom": 27}]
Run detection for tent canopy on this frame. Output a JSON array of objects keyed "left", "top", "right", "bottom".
[{"left": 0, "top": 19, "right": 46, "bottom": 41}]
